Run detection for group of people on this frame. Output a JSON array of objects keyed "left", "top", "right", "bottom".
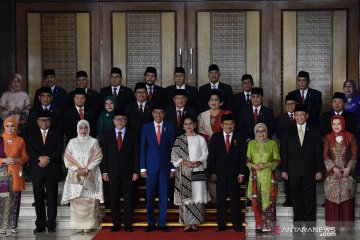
[{"left": 0, "top": 64, "right": 359, "bottom": 235}]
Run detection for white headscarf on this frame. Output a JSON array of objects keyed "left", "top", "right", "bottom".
[{"left": 77, "top": 119, "right": 91, "bottom": 141}]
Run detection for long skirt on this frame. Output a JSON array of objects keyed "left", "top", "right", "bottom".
[
  {"left": 254, "top": 202, "right": 276, "bottom": 230},
  {"left": 70, "top": 197, "right": 100, "bottom": 229},
  {"left": 325, "top": 198, "right": 355, "bottom": 228},
  {"left": 179, "top": 203, "right": 205, "bottom": 225}
]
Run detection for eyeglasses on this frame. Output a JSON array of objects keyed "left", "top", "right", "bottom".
[
  {"left": 114, "top": 117, "right": 127, "bottom": 121},
  {"left": 38, "top": 119, "right": 51, "bottom": 122}
]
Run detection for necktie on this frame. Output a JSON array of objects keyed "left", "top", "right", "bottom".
[
  {"left": 44, "top": 107, "right": 48, "bottom": 110},
  {"left": 79, "top": 108, "right": 84, "bottom": 120},
  {"left": 298, "top": 126, "right": 304, "bottom": 146},
  {"left": 212, "top": 85, "right": 217, "bottom": 90},
  {"left": 117, "top": 131, "right": 123, "bottom": 151},
  {"left": 42, "top": 130, "right": 46, "bottom": 144},
  {"left": 139, "top": 103, "right": 143, "bottom": 113},
  {"left": 156, "top": 124, "right": 161, "bottom": 145},
  {"left": 253, "top": 108, "right": 258, "bottom": 123},
  {"left": 301, "top": 91, "right": 305, "bottom": 103},
  {"left": 246, "top": 93, "right": 251, "bottom": 104},
  {"left": 113, "top": 87, "right": 117, "bottom": 97},
  {"left": 225, "top": 134, "right": 230, "bottom": 153},
  {"left": 177, "top": 110, "right": 182, "bottom": 127},
  {"left": 290, "top": 113, "right": 294, "bottom": 121},
  {"left": 148, "top": 86, "right": 153, "bottom": 101}
]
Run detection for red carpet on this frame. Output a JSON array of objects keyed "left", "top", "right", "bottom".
[{"left": 93, "top": 227, "right": 246, "bottom": 240}]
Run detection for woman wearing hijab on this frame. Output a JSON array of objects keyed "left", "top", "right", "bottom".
[
  {"left": 61, "top": 120, "right": 103, "bottom": 233},
  {"left": 171, "top": 115, "right": 209, "bottom": 232},
  {"left": 324, "top": 115, "right": 358, "bottom": 231},
  {"left": 246, "top": 123, "right": 280, "bottom": 234},
  {"left": 0, "top": 117, "right": 29, "bottom": 235},
  {"left": 0, "top": 74, "right": 31, "bottom": 133},
  {"left": 97, "top": 96, "right": 117, "bottom": 144}
]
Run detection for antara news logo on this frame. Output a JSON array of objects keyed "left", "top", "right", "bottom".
[{"left": 270, "top": 225, "right": 336, "bottom": 237}]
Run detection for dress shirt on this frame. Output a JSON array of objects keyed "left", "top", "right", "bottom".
[
  {"left": 334, "top": 111, "right": 343, "bottom": 115},
  {"left": 252, "top": 105, "right": 261, "bottom": 113},
  {"left": 176, "top": 84, "right": 186, "bottom": 90},
  {"left": 75, "top": 105, "right": 84, "bottom": 115},
  {"left": 300, "top": 88, "right": 309, "bottom": 100},
  {"left": 42, "top": 104, "right": 51, "bottom": 110},
  {"left": 211, "top": 81, "right": 219, "bottom": 89},
  {"left": 112, "top": 86, "right": 120, "bottom": 95},
  {"left": 296, "top": 123, "right": 307, "bottom": 135}
]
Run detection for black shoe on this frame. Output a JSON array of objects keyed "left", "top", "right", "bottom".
[
  {"left": 321, "top": 203, "right": 325, "bottom": 207},
  {"left": 282, "top": 201, "right": 293, "bottom": 207},
  {"left": 158, "top": 226, "right": 171, "bottom": 232},
  {"left": 184, "top": 228, "right": 192, "bottom": 232},
  {"left": 33, "top": 228, "right": 46, "bottom": 234},
  {"left": 246, "top": 200, "right": 252, "bottom": 206},
  {"left": 145, "top": 226, "right": 155, "bottom": 232},
  {"left": 234, "top": 226, "right": 244, "bottom": 232},
  {"left": 255, "top": 229, "right": 263, "bottom": 234},
  {"left": 47, "top": 228, "right": 56, "bottom": 233},
  {"left": 109, "top": 226, "right": 121, "bottom": 232},
  {"left": 32, "top": 202, "right": 35, "bottom": 207},
  {"left": 216, "top": 227, "right": 226, "bottom": 232},
  {"left": 124, "top": 226, "right": 133, "bottom": 232}
]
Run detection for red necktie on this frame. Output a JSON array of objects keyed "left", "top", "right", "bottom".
[
  {"left": 79, "top": 108, "right": 84, "bottom": 120},
  {"left": 301, "top": 91, "right": 305, "bottom": 103},
  {"left": 117, "top": 131, "right": 123, "bottom": 151},
  {"left": 290, "top": 113, "right": 294, "bottom": 121},
  {"left": 156, "top": 125, "right": 161, "bottom": 145},
  {"left": 113, "top": 87, "right": 117, "bottom": 97},
  {"left": 177, "top": 110, "right": 182, "bottom": 127},
  {"left": 225, "top": 134, "right": 230, "bottom": 153},
  {"left": 148, "top": 87, "right": 153, "bottom": 101},
  {"left": 253, "top": 108, "right": 258, "bottom": 123}
]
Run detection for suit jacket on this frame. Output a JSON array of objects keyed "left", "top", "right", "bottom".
[
  {"left": 26, "top": 127, "right": 64, "bottom": 181},
  {"left": 140, "top": 121, "right": 174, "bottom": 174},
  {"left": 125, "top": 101, "right": 153, "bottom": 135},
  {"left": 101, "top": 128, "right": 139, "bottom": 179},
  {"left": 237, "top": 105, "right": 276, "bottom": 141},
  {"left": 164, "top": 84, "right": 198, "bottom": 109},
  {"left": 99, "top": 85, "right": 135, "bottom": 111},
  {"left": 280, "top": 122, "right": 323, "bottom": 177},
  {"left": 67, "top": 88, "right": 100, "bottom": 115},
  {"left": 233, "top": 91, "right": 251, "bottom": 118},
  {"left": 148, "top": 84, "right": 165, "bottom": 104},
  {"left": 165, "top": 105, "right": 197, "bottom": 138},
  {"left": 198, "top": 82, "right": 233, "bottom": 112},
  {"left": 33, "top": 85, "right": 68, "bottom": 110},
  {"left": 208, "top": 131, "right": 246, "bottom": 179},
  {"left": 62, "top": 106, "right": 97, "bottom": 141},
  {"left": 289, "top": 88, "right": 322, "bottom": 125},
  {"left": 276, "top": 112, "right": 294, "bottom": 141},
  {"left": 319, "top": 110, "right": 357, "bottom": 136},
  {"left": 28, "top": 105, "right": 63, "bottom": 132}
]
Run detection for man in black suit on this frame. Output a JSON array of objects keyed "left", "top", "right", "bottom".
[
  {"left": 99, "top": 67, "right": 135, "bottom": 112},
  {"left": 101, "top": 109, "right": 139, "bottom": 232},
  {"left": 208, "top": 114, "right": 245, "bottom": 232},
  {"left": 33, "top": 69, "right": 68, "bottom": 110},
  {"left": 233, "top": 74, "right": 253, "bottom": 118},
  {"left": 281, "top": 104, "right": 323, "bottom": 228},
  {"left": 63, "top": 88, "right": 97, "bottom": 142},
  {"left": 26, "top": 110, "right": 64, "bottom": 234},
  {"left": 144, "top": 67, "right": 165, "bottom": 104},
  {"left": 164, "top": 67, "right": 198, "bottom": 109},
  {"left": 67, "top": 71, "right": 100, "bottom": 115},
  {"left": 320, "top": 92, "right": 357, "bottom": 137},
  {"left": 237, "top": 87, "right": 276, "bottom": 143},
  {"left": 276, "top": 94, "right": 296, "bottom": 207},
  {"left": 198, "top": 64, "right": 233, "bottom": 112},
  {"left": 125, "top": 82, "right": 153, "bottom": 136},
  {"left": 289, "top": 71, "right": 322, "bottom": 126}
]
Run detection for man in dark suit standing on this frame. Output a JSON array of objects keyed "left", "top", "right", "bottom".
[
  {"left": 33, "top": 69, "right": 68, "bottom": 110},
  {"left": 140, "top": 103, "right": 175, "bottom": 232},
  {"left": 99, "top": 67, "right": 135, "bottom": 112},
  {"left": 320, "top": 92, "right": 357, "bottom": 136},
  {"left": 67, "top": 71, "right": 100, "bottom": 115},
  {"left": 281, "top": 104, "right": 323, "bottom": 228},
  {"left": 289, "top": 71, "right": 322, "bottom": 126},
  {"left": 125, "top": 82, "right": 153, "bottom": 136},
  {"left": 237, "top": 87, "right": 276, "bottom": 143},
  {"left": 208, "top": 114, "right": 245, "bottom": 232},
  {"left": 198, "top": 64, "right": 233, "bottom": 112},
  {"left": 233, "top": 74, "right": 253, "bottom": 118},
  {"left": 63, "top": 88, "right": 97, "bottom": 142},
  {"left": 27, "top": 110, "right": 64, "bottom": 234},
  {"left": 101, "top": 109, "right": 139, "bottom": 232},
  {"left": 144, "top": 67, "right": 165, "bottom": 104},
  {"left": 276, "top": 94, "right": 296, "bottom": 207},
  {"left": 164, "top": 67, "right": 198, "bottom": 109}
]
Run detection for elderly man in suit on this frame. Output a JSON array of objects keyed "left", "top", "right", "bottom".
[
  {"left": 289, "top": 71, "right": 322, "bottom": 126},
  {"left": 143, "top": 67, "right": 165, "bottom": 104},
  {"left": 164, "top": 67, "right": 198, "bottom": 109},
  {"left": 198, "top": 64, "right": 233, "bottom": 112},
  {"left": 233, "top": 74, "right": 254, "bottom": 118},
  {"left": 101, "top": 109, "right": 139, "bottom": 232},
  {"left": 26, "top": 110, "right": 64, "bottom": 233},
  {"left": 208, "top": 113, "right": 245, "bottom": 232},
  {"left": 140, "top": 103, "right": 175, "bottom": 232},
  {"left": 33, "top": 69, "right": 68, "bottom": 110},
  {"left": 281, "top": 104, "right": 323, "bottom": 228}
]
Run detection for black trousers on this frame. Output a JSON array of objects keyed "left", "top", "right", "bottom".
[
  {"left": 32, "top": 178, "right": 58, "bottom": 229},
  {"left": 216, "top": 177, "right": 242, "bottom": 230},
  {"left": 284, "top": 179, "right": 292, "bottom": 203},
  {"left": 109, "top": 175, "right": 134, "bottom": 227}
]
